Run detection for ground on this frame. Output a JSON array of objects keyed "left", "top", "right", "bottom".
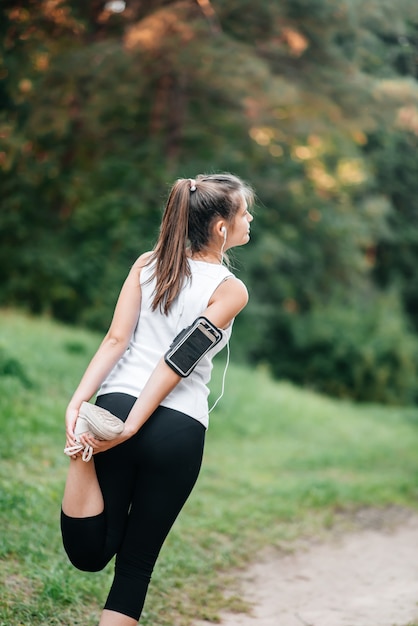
[{"left": 195, "top": 508, "right": 418, "bottom": 626}]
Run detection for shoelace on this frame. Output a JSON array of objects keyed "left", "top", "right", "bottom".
[{"left": 63, "top": 442, "right": 93, "bottom": 462}]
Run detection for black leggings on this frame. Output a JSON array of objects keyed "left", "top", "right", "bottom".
[{"left": 61, "top": 393, "right": 205, "bottom": 621}]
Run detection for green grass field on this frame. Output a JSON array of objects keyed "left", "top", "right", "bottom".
[{"left": 1, "top": 309, "right": 417, "bottom": 626}]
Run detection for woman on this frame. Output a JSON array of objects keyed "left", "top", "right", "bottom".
[{"left": 61, "top": 173, "right": 254, "bottom": 625}]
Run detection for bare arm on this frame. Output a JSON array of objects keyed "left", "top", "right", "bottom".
[{"left": 65, "top": 253, "right": 151, "bottom": 447}]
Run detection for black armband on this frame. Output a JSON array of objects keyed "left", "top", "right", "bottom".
[{"left": 164, "top": 316, "right": 222, "bottom": 377}]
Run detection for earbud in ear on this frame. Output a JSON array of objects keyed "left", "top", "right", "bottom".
[{"left": 221, "top": 226, "right": 227, "bottom": 236}]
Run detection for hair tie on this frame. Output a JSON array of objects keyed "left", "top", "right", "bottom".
[{"left": 189, "top": 178, "right": 197, "bottom": 192}]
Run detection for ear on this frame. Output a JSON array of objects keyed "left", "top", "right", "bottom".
[{"left": 213, "top": 219, "right": 226, "bottom": 238}]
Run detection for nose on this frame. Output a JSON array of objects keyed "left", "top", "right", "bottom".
[{"left": 248, "top": 213, "right": 254, "bottom": 223}]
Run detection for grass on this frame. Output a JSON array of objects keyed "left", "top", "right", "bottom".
[{"left": 0, "top": 308, "right": 417, "bottom": 625}]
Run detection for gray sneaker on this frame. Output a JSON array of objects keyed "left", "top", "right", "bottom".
[{"left": 64, "top": 402, "right": 125, "bottom": 462}]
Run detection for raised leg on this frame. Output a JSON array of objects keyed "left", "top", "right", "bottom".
[
  {"left": 61, "top": 394, "right": 137, "bottom": 573},
  {"left": 62, "top": 456, "right": 104, "bottom": 518}
]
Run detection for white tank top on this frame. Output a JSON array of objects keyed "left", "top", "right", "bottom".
[{"left": 98, "top": 258, "right": 234, "bottom": 428}]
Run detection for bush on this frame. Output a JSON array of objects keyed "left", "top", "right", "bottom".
[
  {"left": 267, "top": 292, "right": 418, "bottom": 405},
  {"left": 0, "top": 345, "right": 32, "bottom": 388}
]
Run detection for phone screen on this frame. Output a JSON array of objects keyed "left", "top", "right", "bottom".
[{"left": 168, "top": 325, "right": 216, "bottom": 374}]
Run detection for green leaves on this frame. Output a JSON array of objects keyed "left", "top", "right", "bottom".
[{"left": 1, "top": 0, "right": 418, "bottom": 402}]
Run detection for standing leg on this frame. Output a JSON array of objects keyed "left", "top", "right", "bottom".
[
  {"left": 99, "top": 610, "right": 138, "bottom": 626},
  {"left": 101, "top": 407, "right": 206, "bottom": 622}
]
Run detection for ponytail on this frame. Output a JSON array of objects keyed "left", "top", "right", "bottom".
[{"left": 149, "top": 179, "right": 191, "bottom": 314}]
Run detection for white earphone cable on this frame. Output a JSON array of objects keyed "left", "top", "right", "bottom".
[
  {"left": 208, "top": 229, "right": 230, "bottom": 415},
  {"left": 208, "top": 333, "right": 230, "bottom": 414}
]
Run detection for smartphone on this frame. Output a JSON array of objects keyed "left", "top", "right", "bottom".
[{"left": 164, "top": 317, "right": 222, "bottom": 377}]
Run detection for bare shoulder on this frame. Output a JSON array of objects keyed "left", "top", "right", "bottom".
[
  {"left": 132, "top": 251, "right": 153, "bottom": 270},
  {"left": 204, "top": 276, "right": 248, "bottom": 328},
  {"left": 211, "top": 276, "right": 249, "bottom": 308},
  {"left": 128, "top": 251, "right": 153, "bottom": 278},
  {"left": 226, "top": 276, "right": 248, "bottom": 300}
]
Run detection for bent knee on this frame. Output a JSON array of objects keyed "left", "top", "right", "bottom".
[{"left": 66, "top": 552, "right": 110, "bottom": 572}]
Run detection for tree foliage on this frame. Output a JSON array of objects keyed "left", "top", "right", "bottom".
[{"left": 1, "top": 0, "right": 418, "bottom": 403}]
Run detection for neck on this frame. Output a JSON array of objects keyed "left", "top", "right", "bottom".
[{"left": 189, "top": 248, "right": 223, "bottom": 265}]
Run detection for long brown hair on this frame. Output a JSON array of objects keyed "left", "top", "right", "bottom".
[{"left": 149, "top": 173, "right": 254, "bottom": 314}]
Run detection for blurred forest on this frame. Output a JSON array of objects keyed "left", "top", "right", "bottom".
[{"left": 1, "top": 0, "right": 418, "bottom": 404}]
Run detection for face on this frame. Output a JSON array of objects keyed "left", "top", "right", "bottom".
[{"left": 225, "top": 194, "right": 253, "bottom": 250}]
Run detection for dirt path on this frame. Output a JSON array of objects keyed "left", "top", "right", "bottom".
[{"left": 195, "top": 509, "right": 418, "bottom": 626}]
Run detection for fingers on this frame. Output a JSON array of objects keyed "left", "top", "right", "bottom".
[
  {"left": 65, "top": 406, "right": 80, "bottom": 440},
  {"left": 64, "top": 405, "right": 87, "bottom": 460},
  {"left": 78, "top": 433, "right": 100, "bottom": 450},
  {"left": 64, "top": 435, "right": 97, "bottom": 461}
]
